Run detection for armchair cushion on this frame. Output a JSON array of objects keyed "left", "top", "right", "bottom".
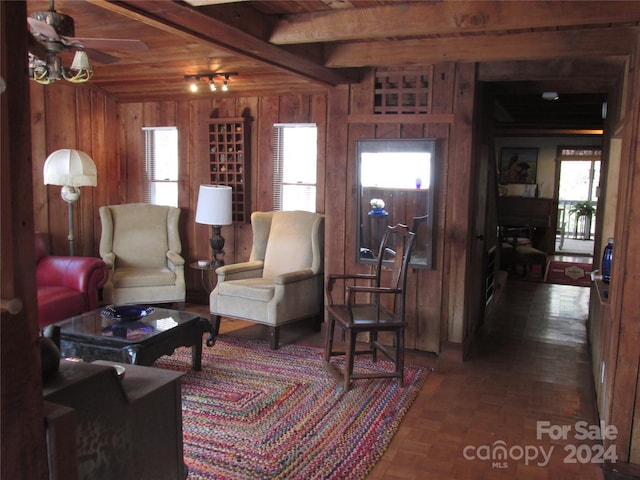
[
  {"left": 262, "top": 211, "right": 318, "bottom": 277},
  {"left": 219, "top": 278, "right": 275, "bottom": 302},
  {"left": 112, "top": 267, "right": 178, "bottom": 288}
]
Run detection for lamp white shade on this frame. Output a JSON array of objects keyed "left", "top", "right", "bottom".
[
  {"left": 195, "top": 185, "right": 233, "bottom": 225},
  {"left": 43, "top": 149, "right": 97, "bottom": 187}
]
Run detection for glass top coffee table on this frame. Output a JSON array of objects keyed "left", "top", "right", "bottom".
[{"left": 57, "top": 306, "right": 218, "bottom": 371}]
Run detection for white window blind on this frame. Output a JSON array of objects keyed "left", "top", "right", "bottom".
[
  {"left": 143, "top": 126, "right": 178, "bottom": 206},
  {"left": 273, "top": 123, "right": 317, "bottom": 211}
]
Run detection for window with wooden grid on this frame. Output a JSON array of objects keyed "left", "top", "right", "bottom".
[{"left": 374, "top": 68, "right": 432, "bottom": 115}]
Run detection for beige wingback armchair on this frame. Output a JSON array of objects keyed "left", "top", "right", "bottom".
[
  {"left": 99, "top": 203, "right": 186, "bottom": 306},
  {"left": 210, "top": 210, "right": 325, "bottom": 349}
]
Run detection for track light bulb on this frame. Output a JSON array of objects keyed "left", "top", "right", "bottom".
[
  {"left": 190, "top": 79, "right": 199, "bottom": 93},
  {"left": 222, "top": 78, "right": 229, "bottom": 92},
  {"left": 209, "top": 80, "right": 217, "bottom": 92}
]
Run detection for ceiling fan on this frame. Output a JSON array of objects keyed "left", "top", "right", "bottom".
[{"left": 27, "top": 0, "right": 148, "bottom": 84}]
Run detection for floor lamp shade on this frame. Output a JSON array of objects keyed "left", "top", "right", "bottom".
[
  {"left": 195, "top": 185, "right": 233, "bottom": 226},
  {"left": 43, "top": 149, "right": 97, "bottom": 187}
]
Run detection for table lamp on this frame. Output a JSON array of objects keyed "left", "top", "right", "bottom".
[
  {"left": 43, "top": 149, "right": 97, "bottom": 255},
  {"left": 195, "top": 185, "right": 233, "bottom": 267}
]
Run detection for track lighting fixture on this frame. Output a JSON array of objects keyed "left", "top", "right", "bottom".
[{"left": 184, "top": 72, "right": 237, "bottom": 93}]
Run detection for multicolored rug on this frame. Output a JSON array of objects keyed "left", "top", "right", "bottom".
[
  {"left": 545, "top": 260, "right": 593, "bottom": 287},
  {"left": 154, "top": 335, "right": 429, "bottom": 480}
]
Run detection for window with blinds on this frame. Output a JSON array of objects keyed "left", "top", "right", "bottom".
[
  {"left": 273, "top": 123, "right": 317, "bottom": 212},
  {"left": 143, "top": 127, "right": 178, "bottom": 207}
]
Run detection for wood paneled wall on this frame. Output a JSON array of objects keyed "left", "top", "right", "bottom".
[
  {"left": 31, "top": 83, "right": 118, "bottom": 256},
  {"left": 29, "top": 65, "right": 477, "bottom": 356}
]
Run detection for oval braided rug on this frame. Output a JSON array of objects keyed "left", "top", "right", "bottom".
[{"left": 154, "top": 334, "right": 430, "bottom": 480}]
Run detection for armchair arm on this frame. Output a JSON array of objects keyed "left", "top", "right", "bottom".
[
  {"left": 216, "top": 261, "right": 264, "bottom": 282},
  {"left": 37, "top": 257, "right": 109, "bottom": 310},
  {"left": 101, "top": 252, "right": 116, "bottom": 269},
  {"left": 274, "top": 269, "right": 317, "bottom": 285},
  {"left": 166, "top": 250, "right": 185, "bottom": 270}
]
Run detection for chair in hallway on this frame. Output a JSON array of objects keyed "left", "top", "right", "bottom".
[{"left": 324, "top": 224, "right": 415, "bottom": 391}]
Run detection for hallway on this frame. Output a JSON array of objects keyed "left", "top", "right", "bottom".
[
  {"left": 371, "top": 279, "right": 605, "bottom": 479},
  {"left": 205, "top": 278, "right": 610, "bottom": 479}
]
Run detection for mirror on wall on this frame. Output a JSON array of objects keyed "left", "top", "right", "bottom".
[{"left": 357, "top": 139, "right": 436, "bottom": 268}]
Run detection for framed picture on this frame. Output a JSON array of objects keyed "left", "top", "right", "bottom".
[{"left": 499, "top": 147, "right": 538, "bottom": 184}]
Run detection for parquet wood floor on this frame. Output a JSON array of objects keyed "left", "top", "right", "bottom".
[{"left": 188, "top": 278, "right": 609, "bottom": 479}]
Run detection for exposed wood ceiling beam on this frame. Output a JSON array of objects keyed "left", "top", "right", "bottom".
[
  {"left": 479, "top": 59, "right": 625, "bottom": 83},
  {"left": 325, "top": 27, "right": 638, "bottom": 67},
  {"left": 269, "top": 1, "right": 640, "bottom": 44},
  {"left": 87, "top": 0, "right": 358, "bottom": 86}
]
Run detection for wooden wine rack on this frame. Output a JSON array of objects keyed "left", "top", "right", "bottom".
[{"left": 208, "top": 117, "right": 251, "bottom": 223}]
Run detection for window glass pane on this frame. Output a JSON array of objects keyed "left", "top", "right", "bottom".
[
  {"left": 153, "top": 129, "right": 178, "bottom": 181},
  {"left": 151, "top": 182, "right": 178, "bottom": 207},
  {"left": 361, "top": 152, "right": 431, "bottom": 189},
  {"left": 559, "top": 161, "right": 592, "bottom": 201},
  {"left": 143, "top": 126, "right": 178, "bottom": 207},
  {"left": 282, "top": 127, "right": 317, "bottom": 183},
  {"left": 282, "top": 185, "right": 316, "bottom": 211},
  {"left": 273, "top": 124, "right": 317, "bottom": 212}
]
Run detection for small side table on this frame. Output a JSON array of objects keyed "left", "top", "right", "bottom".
[{"left": 189, "top": 261, "right": 218, "bottom": 293}]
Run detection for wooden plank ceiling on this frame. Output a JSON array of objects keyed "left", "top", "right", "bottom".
[{"left": 25, "top": 0, "right": 640, "bottom": 128}]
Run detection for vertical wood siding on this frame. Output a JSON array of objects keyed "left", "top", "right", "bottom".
[{"left": 29, "top": 65, "right": 476, "bottom": 355}]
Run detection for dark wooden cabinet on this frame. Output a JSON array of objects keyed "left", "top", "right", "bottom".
[
  {"left": 43, "top": 361, "right": 186, "bottom": 480},
  {"left": 498, "top": 197, "right": 556, "bottom": 253},
  {"left": 208, "top": 117, "right": 251, "bottom": 223}
]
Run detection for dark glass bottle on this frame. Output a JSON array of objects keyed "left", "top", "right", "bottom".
[{"left": 602, "top": 238, "right": 613, "bottom": 283}]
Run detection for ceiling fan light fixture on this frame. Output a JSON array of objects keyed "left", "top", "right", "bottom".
[
  {"left": 28, "top": 51, "right": 92, "bottom": 85},
  {"left": 27, "top": 2, "right": 147, "bottom": 86},
  {"left": 63, "top": 51, "right": 93, "bottom": 83},
  {"left": 29, "top": 54, "right": 52, "bottom": 85}
]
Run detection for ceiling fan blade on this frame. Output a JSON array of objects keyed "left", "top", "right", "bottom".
[
  {"left": 72, "top": 38, "right": 148, "bottom": 52},
  {"left": 27, "top": 17, "right": 60, "bottom": 41},
  {"left": 28, "top": 32, "right": 50, "bottom": 60},
  {"left": 83, "top": 48, "right": 120, "bottom": 65}
]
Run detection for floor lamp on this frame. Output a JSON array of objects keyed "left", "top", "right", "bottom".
[
  {"left": 43, "top": 149, "right": 97, "bottom": 256},
  {"left": 195, "top": 185, "right": 233, "bottom": 267}
]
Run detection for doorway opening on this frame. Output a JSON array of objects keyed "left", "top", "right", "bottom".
[{"left": 555, "top": 146, "right": 602, "bottom": 257}]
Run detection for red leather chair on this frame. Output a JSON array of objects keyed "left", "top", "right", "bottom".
[{"left": 36, "top": 232, "right": 109, "bottom": 328}]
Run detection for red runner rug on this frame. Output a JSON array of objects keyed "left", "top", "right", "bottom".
[
  {"left": 154, "top": 335, "right": 430, "bottom": 479},
  {"left": 545, "top": 260, "right": 593, "bottom": 287}
]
